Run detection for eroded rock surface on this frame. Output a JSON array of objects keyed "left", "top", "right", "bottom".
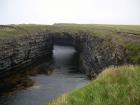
[{"left": 0, "top": 31, "right": 127, "bottom": 79}]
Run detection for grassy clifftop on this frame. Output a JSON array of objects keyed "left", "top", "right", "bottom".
[
  {"left": 0, "top": 24, "right": 140, "bottom": 43},
  {"left": 0, "top": 24, "right": 49, "bottom": 38},
  {"left": 0, "top": 24, "right": 140, "bottom": 63},
  {"left": 49, "top": 24, "right": 140, "bottom": 64},
  {"left": 47, "top": 65, "right": 140, "bottom": 105},
  {"left": 1, "top": 24, "right": 140, "bottom": 38},
  {"left": 1, "top": 24, "right": 139, "bottom": 63}
]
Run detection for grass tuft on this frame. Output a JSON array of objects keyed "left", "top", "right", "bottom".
[{"left": 47, "top": 65, "right": 140, "bottom": 105}]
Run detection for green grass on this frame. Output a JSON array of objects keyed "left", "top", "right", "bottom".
[
  {"left": 47, "top": 65, "right": 140, "bottom": 105},
  {"left": 52, "top": 24, "right": 140, "bottom": 36},
  {"left": 0, "top": 31, "right": 17, "bottom": 37},
  {"left": 17, "top": 24, "right": 50, "bottom": 33},
  {"left": 126, "top": 44, "right": 140, "bottom": 64},
  {"left": 0, "top": 24, "right": 50, "bottom": 38},
  {"left": 0, "top": 27, "right": 18, "bottom": 37}
]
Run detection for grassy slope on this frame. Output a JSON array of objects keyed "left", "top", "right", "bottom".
[{"left": 47, "top": 65, "right": 140, "bottom": 105}]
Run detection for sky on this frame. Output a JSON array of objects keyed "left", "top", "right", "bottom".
[{"left": 0, "top": 0, "right": 140, "bottom": 25}]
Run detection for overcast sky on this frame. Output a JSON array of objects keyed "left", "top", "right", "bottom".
[{"left": 0, "top": 0, "right": 140, "bottom": 25}]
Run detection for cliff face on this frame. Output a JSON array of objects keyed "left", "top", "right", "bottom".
[
  {"left": 50, "top": 32, "right": 127, "bottom": 78},
  {"left": 76, "top": 35, "right": 126, "bottom": 78},
  {"left": 0, "top": 32, "right": 53, "bottom": 73},
  {"left": 0, "top": 31, "right": 127, "bottom": 78}
]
